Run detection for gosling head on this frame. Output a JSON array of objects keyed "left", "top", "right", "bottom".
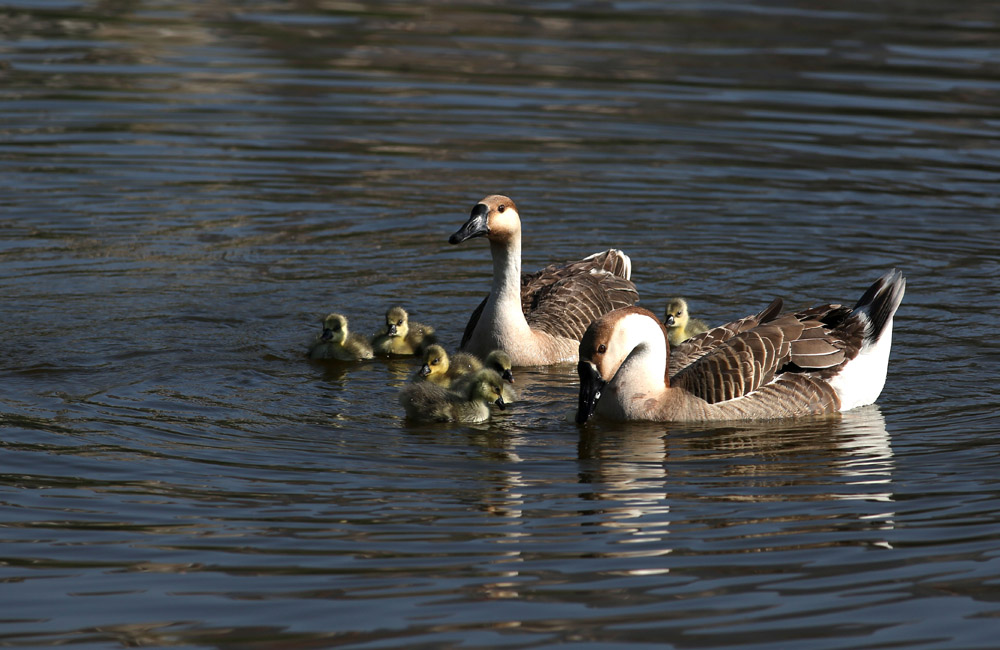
[
  {"left": 468, "top": 369, "right": 507, "bottom": 410},
  {"left": 485, "top": 349, "right": 515, "bottom": 384},
  {"left": 663, "top": 298, "right": 690, "bottom": 329},
  {"left": 384, "top": 306, "right": 409, "bottom": 338},
  {"left": 419, "top": 344, "right": 450, "bottom": 379},
  {"left": 449, "top": 195, "right": 521, "bottom": 246},
  {"left": 320, "top": 313, "right": 349, "bottom": 345}
]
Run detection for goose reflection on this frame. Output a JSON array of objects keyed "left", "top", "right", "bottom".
[{"left": 577, "top": 404, "right": 895, "bottom": 560}]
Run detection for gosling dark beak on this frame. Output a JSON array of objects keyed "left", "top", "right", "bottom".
[
  {"left": 419, "top": 364, "right": 431, "bottom": 377},
  {"left": 576, "top": 360, "right": 605, "bottom": 424},
  {"left": 320, "top": 328, "right": 334, "bottom": 341},
  {"left": 449, "top": 203, "right": 490, "bottom": 244},
  {"left": 502, "top": 369, "right": 514, "bottom": 384},
  {"left": 388, "top": 324, "right": 398, "bottom": 336},
  {"left": 664, "top": 315, "right": 675, "bottom": 327},
  {"left": 494, "top": 395, "right": 506, "bottom": 410}
]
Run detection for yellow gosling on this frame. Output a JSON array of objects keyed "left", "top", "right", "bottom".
[
  {"left": 308, "top": 313, "right": 374, "bottom": 361},
  {"left": 416, "top": 344, "right": 483, "bottom": 388},
  {"left": 372, "top": 306, "right": 437, "bottom": 356},
  {"left": 663, "top": 297, "right": 709, "bottom": 346},
  {"left": 399, "top": 368, "right": 507, "bottom": 423}
]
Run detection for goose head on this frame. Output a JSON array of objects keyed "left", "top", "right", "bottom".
[
  {"left": 320, "top": 313, "right": 349, "bottom": 345},
  {"left": 384, "top": 306, "right": 409, "bottom": 338},
  {"left": 467, "top": 369, "right": 507, "bottom": 410},
  {"left": 484, "top": 349, "right": 515, "bottom": 384},
  {"left": 449, "top": 195, "right": 521, "bottom": 245},
  {"left": 419, "top": 344, "right": 450, "bottom": 379},
  {"left": 663, "top": 298, "right": 690, "bottom": 329},
  {"left": 576, "top": 307, "right": 667, "bottom": 424}
]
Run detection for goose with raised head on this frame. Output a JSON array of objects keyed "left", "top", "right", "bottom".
[
  {"left": 577, "top": 270, "right": 905, "bottom": 423},
  {"left": 416, "top": 344, "right": 483, "bottom": 387},
  {"left": 449, "top": 195, "right": 639, "bottom": 366},
  {"left": 308, "top": 313, "right": 374, "bottom": 361},
  {"left": 372, "top": 306, "right": 437, "bottom": 356},
  {"left": 399, "top": 368, "right": 508, "bottom": 423},
  {"left": 663, "top": 297, "right": 709, "bottom": 346}
]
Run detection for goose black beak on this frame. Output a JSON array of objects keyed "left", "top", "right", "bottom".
[
  {"left": 664, "top": 315, "right": 675, "bottom": 327},
  {"left": 388, "top": 324, "right": 398, "bottom": 336},
  {"left": 494, "top": 395, "right": 506, "bottom": 410},
  {"left": 576, "top": 360, "right": 605, "bottom": 424},
  {"left": 320, "top": 328, "right": 334, "bottom": 341},
  {"left": 502, "top": 369, "right": 514, "bottom": 384},
  {"left": 419, "top": 364, "right": 431, "bottom": 377},
  {"left": 449, "top": 203, "right": 490, "bottom": 244}
]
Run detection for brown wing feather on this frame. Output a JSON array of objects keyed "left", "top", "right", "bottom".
[
  {"left": 669, "top": 298, "right": 783, "bottom": 375},
  {"left": 525, "top": 269, "right": 638, "bottom": 342},
  {"left": 671, "top": 315, "right": 804, "bottom": 404},
  {"left": 462, "top": 250, "right": 638, "bottom": 347}
]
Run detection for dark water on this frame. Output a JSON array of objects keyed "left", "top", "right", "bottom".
[{"left": 2, "top": 1, "right": 1000, "bottom": 647}]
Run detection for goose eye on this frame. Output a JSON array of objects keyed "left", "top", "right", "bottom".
[
  {"left": 597, "top": 344, "right": 607, "bottom": 354},
  {"left": 498, "top": 204, "right": 506, "bottom": 213},
  {"left": 431, "top": 359, "right": 439, "bottom": 365},
  {"left": 397, "top": 319, "right": 403, "bottom": 326}
]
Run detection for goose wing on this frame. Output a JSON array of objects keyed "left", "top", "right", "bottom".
[
  {"left": 670, "top": 304, "right": 859, "bottom": 407},
  {"left": 669, "top": 298, "right": 783, "bottom": 375},
  {"left": 523, "top": 250, "right": 638, "bottom": 342},
  {"left": 460, "top": 249, "right": 638, "bottom": 348}
]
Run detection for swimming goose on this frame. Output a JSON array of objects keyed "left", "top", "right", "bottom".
[
  {"left": 663, "top": 297, "right": 709, "bottom": 346},
  {"left": 416, "top": 344, "right": 483, "bottom": 387},
  {"left": 577, "top": 269, "right": 906, "bottom": 423},
  {"left": 372, "top": 306, "right": 437, "bottom": 356},
  {"left": 308, "top": 313, "right": 374, "bottom": 361},
  {"left": 453, "top": 349, "right": 517, "bottom": 403},
  {"left": 449, "top": 195, "right": 639, "bottom": 366},
  {"left": 399, "top": 368, "right": 508, "bottom": 423}
]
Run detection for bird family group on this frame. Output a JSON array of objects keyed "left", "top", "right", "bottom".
[{"left": 309, "top": 195, "right": 906, "bottom": 425}]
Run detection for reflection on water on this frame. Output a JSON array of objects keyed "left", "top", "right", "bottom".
[{"left": 3, "top": 0, "right": 1000, "bottom": 648}]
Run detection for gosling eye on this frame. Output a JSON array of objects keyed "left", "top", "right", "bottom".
[
  {"left": 498, "top": 204, "right": 506, "bottom": 213},
  {"left": 397, "top": 319, "right": 403, "bottom": 326},
  {"left": 431, "top": 359, "right": 439, "bottom": 366},
  {"left": 597, "top": 344, "right": 607, "bottom": 354}
]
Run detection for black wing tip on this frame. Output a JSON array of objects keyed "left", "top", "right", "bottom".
[{"left": 854, "top": 268, "right": 906, "bottom": 343}]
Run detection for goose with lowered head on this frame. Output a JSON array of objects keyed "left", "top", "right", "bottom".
[
  {"left": 449, "top": 194, "right": 639, "bottom": 366},
  {"left": 577, "top": 269, "right": 905, "bottom": 423}
]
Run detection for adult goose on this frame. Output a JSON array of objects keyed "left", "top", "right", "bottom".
[
  {"left": 577, "top": 269, "right": 906, "bottom": 423},
  {"left": 449, "top": 195, "right": 639, "bottom": 366}
]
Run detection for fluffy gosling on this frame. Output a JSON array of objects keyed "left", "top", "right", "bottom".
[
  {"left": 399, "top": 368, "right": 507, "bottom": 423},
  {"left": 453, "top": 349, "right": 516, "bottom": 403},
  {"left": 663, "top": 297, "right": 709, "bottom": 346},
  {"left": 417, "top": 344, "right": 483, "bottom": 387},
  {"left": 372, "top": 306, "right": 437, "bottom": 356},
  {"left": 308, "top": 313, "right": 374, "bottom": 361}
]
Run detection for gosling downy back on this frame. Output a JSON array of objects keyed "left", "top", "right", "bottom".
[{"left": 399, "top": 368, "right": 507, "bottom": 423}]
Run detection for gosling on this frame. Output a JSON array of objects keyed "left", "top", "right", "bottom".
[
  {"left": 417, "top": 344, "right": 483, "bottom": 387},
  {"left": 372, "top": 306, "right": 437, "bottom": 356},
  {"left": 399, "top": 368, "right": 507, "bottom": 423},
  {"left": 308, "top": 313, "right": 374, "bottom": 361},
  {"left": 663, "top": 297, "right": 709, "bottom": 346},
  {"left": 453, "top": 349, "right": 516, "bottom": 403}
]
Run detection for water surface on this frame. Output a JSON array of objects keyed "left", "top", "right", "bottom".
[{"left": 2, "top": 1, "right": 1000, "bottom": 648}]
